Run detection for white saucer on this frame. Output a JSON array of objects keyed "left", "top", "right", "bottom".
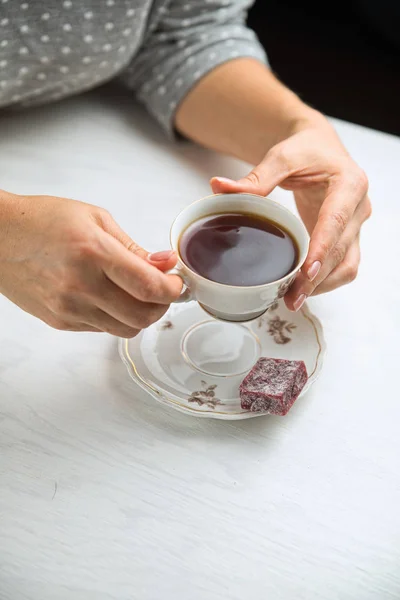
[{"left": 119, "top": 300, "right": 325, "bottom": 420}]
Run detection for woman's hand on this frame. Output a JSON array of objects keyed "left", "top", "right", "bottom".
[
  {"left": 211, "top": 113, "right": 372, "bottom": 311},
  {"left": 0, "top": 191, "right": 182, "bottom": 336}
]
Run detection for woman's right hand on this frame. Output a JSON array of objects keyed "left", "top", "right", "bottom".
[{"left": 0, "top": 190, "right": 182, "bottom": 337}]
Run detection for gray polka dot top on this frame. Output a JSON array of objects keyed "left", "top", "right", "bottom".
[{"left": 0, "top": 0, "right": 267, "bottom": 135}]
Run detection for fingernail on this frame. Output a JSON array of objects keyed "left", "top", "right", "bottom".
[
  {"left": 148, "top": 250, "right": 174, "bottom": 262},
  {"left": 213, "top": 176, "right": 236, "bottom": 185},
  {"left": 307, "top": 261, "right": 321, "bottom": 281},
  {"left": 293, "top": 294, "right": 307, "bottom": 312}
]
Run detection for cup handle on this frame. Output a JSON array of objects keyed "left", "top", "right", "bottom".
[{"left": 167, "top": 266, "right": 193, "bottom": 304}]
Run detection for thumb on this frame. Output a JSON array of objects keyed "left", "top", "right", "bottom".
[
  {"left": 98, "top": 209, "right": 177, "bottom": 271},
  {"left": 210, "top": 151, "right": 290, "bottom": 197},
  {"left": 147, "top": 250, "right": 178, "bottom": 272}
]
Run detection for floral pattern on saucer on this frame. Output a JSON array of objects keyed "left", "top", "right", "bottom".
[{"left": 188, "top": 382, "right": 223, "bottom": 409}]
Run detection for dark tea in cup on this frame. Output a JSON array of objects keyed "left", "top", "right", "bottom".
[{"left": 179, "top": 212, "right": 298, "bottom": 287}]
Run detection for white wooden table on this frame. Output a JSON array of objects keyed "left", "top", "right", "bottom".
[{"left": 0, "top": 89, "right": 399, "bottom": 600}]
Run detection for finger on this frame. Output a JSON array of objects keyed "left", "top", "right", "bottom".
[
  {"left": 44, "top": 307, "right": 104, "bottom": 332},
  {"left": 285, "top": 212, "right": 363, "bottom": 310},
  {"left": 283, "top": 271, "right": 308, "bottom": 312},
  {"left": 312, "top": 241, "right": 360, "bottom": 295},
  {"left": 147, "top": 250, "right": 178, "bottom": 272},
  {"left": 303, "top": 174, "right": 368, "bottom": 281},
  {"left": 48, "top": 320, "right": 102, "bottom": 333},
  {"left": 210, "top": 146, "right": 291, "bottom": 197},
  {"left": 285, "top": 233, "right": 359, "bottom": 310},
  {"left": 84, "top": 309, "right": 141, "bottom": 338},
  {"left": 71, "top": 324, "right": 102, "bottom": 333},
  {"left": 93, "top": 279, "right": 169, "bottom": 329},
  {"left": 99, "top": 232, "right": 183, "bottom": 304}
]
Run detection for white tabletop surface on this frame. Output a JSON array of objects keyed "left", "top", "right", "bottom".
[{"left": 0, "top": 88, "right": 399, "bottom": 600}]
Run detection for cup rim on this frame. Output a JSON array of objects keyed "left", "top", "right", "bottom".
[{"left": 170, "top": 192, "right": 310, "bottom": 291}]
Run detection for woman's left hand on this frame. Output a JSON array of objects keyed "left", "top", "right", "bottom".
[{"left": 211, "top": 113, "right": 371, "bottom": 311}]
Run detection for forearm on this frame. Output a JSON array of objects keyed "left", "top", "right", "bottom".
[
  {"left": 175, "top": 59, "right": 323, "bottom": 165},
  {"left": 0, "top": 189, "right": 18, "bottom": 228}
]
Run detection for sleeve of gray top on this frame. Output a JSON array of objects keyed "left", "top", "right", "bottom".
[{"left": 118, "top": 0, "right": 268, "bottom": 137}]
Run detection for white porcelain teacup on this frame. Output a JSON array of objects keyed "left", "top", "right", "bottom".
[{"left": 170, "top": 193, "right": 309, "bottom": 322}]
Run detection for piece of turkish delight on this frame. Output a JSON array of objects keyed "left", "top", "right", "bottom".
[{"left": 240, "top": 357, "right": 308, "bottom": 415}]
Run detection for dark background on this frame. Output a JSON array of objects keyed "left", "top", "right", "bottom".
[{"left": 248, "top": 0, "right": 400, "bottom": 136}]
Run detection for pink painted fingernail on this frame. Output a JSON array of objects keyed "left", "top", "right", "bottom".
[
  {"left": 307, "top": 261, "right": 321, "bottom": 281},
  {"left": 148, "top": 250, "right": 174, "bottom": 262},
  {"left": 293, "top": 294, "right": 307, "bottom": 312}
]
